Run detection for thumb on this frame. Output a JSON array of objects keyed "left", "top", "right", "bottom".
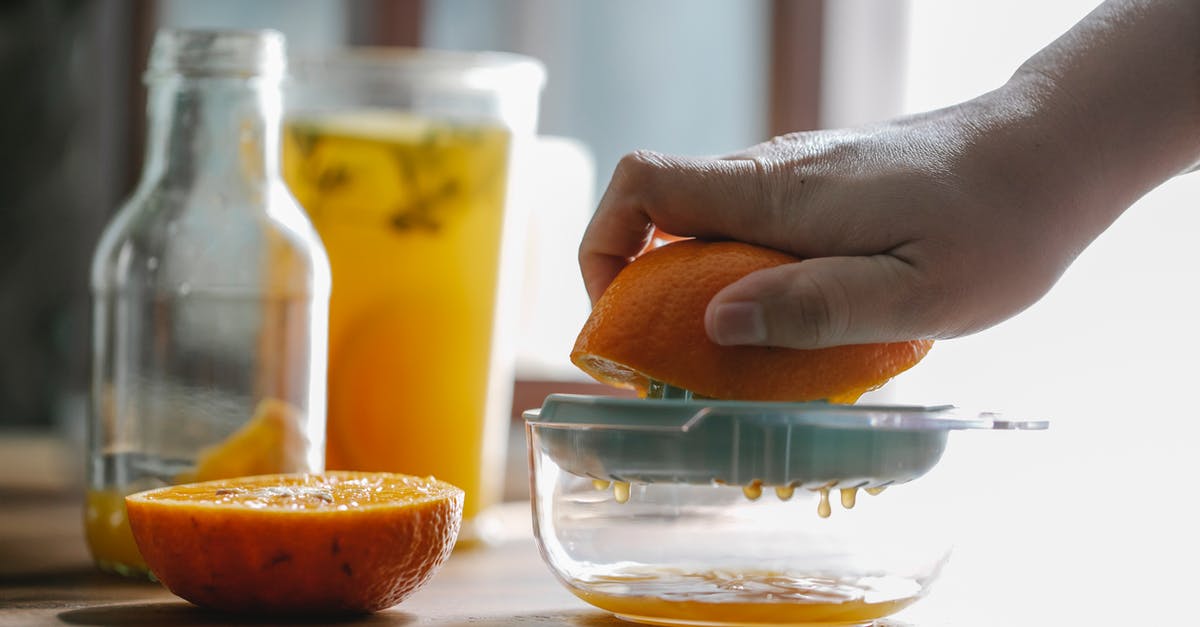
[{"left": 704, "top": 256, "right": 927, "bottom": 348}]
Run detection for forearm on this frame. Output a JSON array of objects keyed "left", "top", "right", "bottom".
[{"left": 1012, "top": 0, "right": 1200, "bottom": 210}]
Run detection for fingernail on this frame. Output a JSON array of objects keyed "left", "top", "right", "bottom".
[{"left": 709, "top": 302, "right": 767, "bottom": 345}]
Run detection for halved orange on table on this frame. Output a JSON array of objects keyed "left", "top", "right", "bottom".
[
  {"left": 572, "top": 239, "right": 933, "bottom": 402},
  {"left": 126, "top": 471, "right": 463, "bottom": 615}
]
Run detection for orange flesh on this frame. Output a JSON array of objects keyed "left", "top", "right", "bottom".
[
  {"left": 125, "top": 472, "right": 464, "bottom": 615},
  {"left": 282, "top": 112, "right": 511, "bottom": 524},
  {"left": 130, "top": 471, "right": 460, "bottom": 511}
]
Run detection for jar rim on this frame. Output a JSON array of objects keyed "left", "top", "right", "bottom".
[{"left": 288, "top": 47, "right": 546, "bottom": 95}]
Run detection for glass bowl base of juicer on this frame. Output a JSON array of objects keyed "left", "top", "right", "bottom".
[{"left": 523, "top": 390, "right": 1047, "bottom": 626}]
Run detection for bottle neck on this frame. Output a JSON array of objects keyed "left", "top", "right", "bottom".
[{"left": 140, "top": 76, "right": 283, "bottom": 190}]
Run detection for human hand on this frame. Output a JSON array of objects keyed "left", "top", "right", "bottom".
[
  {"left": 580, "top": 92, "right": 1095, "bottom": 348},
  {"left": 579, "top": 0, "right": 1198, "bottom": 350}
]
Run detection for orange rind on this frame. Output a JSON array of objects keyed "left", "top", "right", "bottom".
[{"left": 572, "top": 239, "right": 932, "bottom": 402}]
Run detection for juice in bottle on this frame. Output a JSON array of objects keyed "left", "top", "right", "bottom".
[
  {"left": 282, "top": 111, "right": 513, "bottom": 536},
  {"left": 85, "top": 489, "right": 149, "bottom": 575}
]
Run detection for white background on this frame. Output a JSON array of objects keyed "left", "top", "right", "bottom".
[{"left": 890, "top": 2, "right": 1200, "bottom": 624}]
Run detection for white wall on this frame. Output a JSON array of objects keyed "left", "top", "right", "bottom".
[
  {"left": 819, "top": 0, "right": 910, "bottom": 128},
  {"left": 884, "top": 2, "right": 1200, "bottom": 624},
  {"left": 425, "top": 0, "right": 771, "bottom": 186}
]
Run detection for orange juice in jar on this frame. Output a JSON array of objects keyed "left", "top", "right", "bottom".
[
  {"left": 284, "top": 50, "right": 544, "bottom": 543},
  {"left": 283, "top": 113, "right": 511, "bottom": 535}
]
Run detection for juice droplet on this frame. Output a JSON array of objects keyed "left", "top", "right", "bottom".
[
  {"left": 613, "top": 481, "right": 631, "bottom": 504},
  {"left": 866, "top": 486, "right": 887, "bottom": 496},
  {"left": 840, "top": 487, "right": 858, "bottom": 509},
  {"left": 742, "top": 480, "right": 763, "bottom": 501},
  {"left": 817, "top": 487, "right": 832, "bottom": 518},
  {"left": 775, "top": 484, "right": 795, "bottom": 501},
  {"left": 592, "top": 479, "right": 611, "bottom": 491}
]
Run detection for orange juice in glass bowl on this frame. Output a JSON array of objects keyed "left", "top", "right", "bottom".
[{"left": 283, "top": 49, "right": 544, "bottom": 544}]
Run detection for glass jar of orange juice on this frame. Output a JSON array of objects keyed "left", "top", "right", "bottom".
[
  {"left": 87, "top": 29, "right": 330, "bottom": 577},
  {"left": 283, "top": 49, "right": 544, "bottom": 545}
]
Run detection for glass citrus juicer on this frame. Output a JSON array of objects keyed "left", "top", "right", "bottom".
[{"left": 524, "top": 382, "right": 1048, "bottom": 627}]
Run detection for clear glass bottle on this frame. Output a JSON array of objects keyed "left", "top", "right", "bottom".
[{"left": 85, "top": 29, "right": 330, "bottom": 577}]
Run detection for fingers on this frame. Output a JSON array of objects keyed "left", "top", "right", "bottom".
[
  {"left": 705, "top": 255, "right": 931, "bottom": 348},
  {"left": 579, "top": 150, "right": 768, "bottom": 304}
]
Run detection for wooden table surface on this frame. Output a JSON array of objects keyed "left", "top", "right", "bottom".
[
  {"left": 0, "top": 494, "right": 941, "bottom": 627},
  {"left": 0, "top": 494, "right": 598, "bottom": 626},
  {"left": 0, "top": 431, "right": 942, "bottom": 627},
  {"left": 3, "top": 426, "right": 1181, "bottom": 627}
]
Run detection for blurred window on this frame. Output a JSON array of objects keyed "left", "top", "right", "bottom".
[{"left": 425, "top": 0, "right": 771, "bottom": 187}]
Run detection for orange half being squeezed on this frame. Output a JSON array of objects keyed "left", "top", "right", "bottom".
[{"left": 572, "top": 239, "right": 933, "bottom": 402}]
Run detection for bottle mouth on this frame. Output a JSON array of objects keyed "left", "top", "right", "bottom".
[{"left": 144, "top": 29, "right": 286, "bottom": 82}]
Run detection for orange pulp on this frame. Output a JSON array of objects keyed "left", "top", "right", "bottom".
[{"left": 125, "top": 471, "right": 464, "bottom": 614}]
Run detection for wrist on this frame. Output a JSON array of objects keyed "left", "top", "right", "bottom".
[
  {"left": 1007, "top": 0, "right": 1200, "bottom": 194},
  {"left": 939, "top": 75, "right": 1111, "bottom": 244},
  {"left": 996, "top": 69, "right": 1118, "bottom": 223}
]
